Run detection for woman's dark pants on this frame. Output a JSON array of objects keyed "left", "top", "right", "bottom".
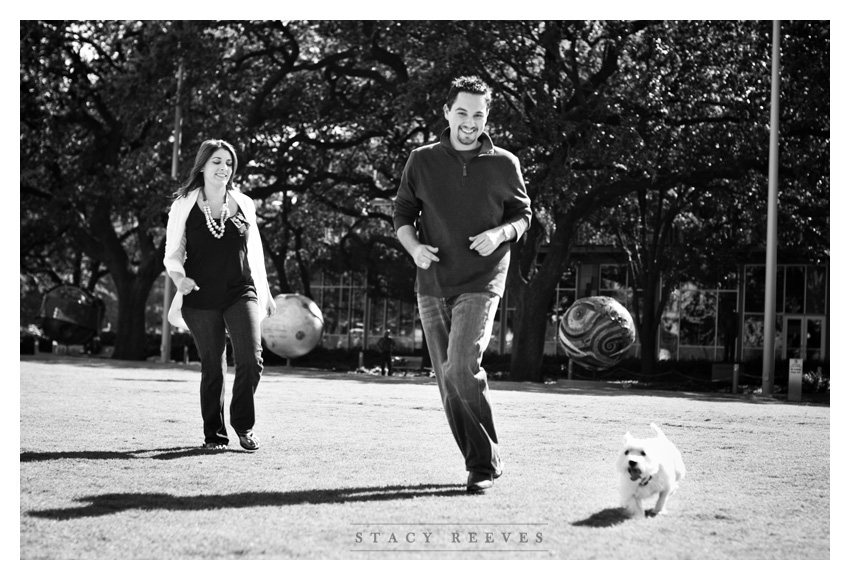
[{"left": 183, "top": 299, "right": 263, "bottom": 445}]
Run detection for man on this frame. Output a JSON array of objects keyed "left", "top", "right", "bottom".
[
  {"left": 376, "top": 329, "right": 395, "bottom": 376},
  {"left": 719, "top": 298, "right": 738, "bottom": 363},
  {"left": 393, "top": 76, "right": 532, "bottom": 492}
]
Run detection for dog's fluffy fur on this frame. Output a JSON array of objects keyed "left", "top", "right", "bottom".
[{"left": 617, "top": 423, "right": 686, "bottom": 518}]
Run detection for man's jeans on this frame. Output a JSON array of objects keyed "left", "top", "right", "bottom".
[
  {"left": 183, "top": 298, "right": 263, "bottom": 445},
  {"left": 417, "top": 292, "right": 502, "bottom": 475}
]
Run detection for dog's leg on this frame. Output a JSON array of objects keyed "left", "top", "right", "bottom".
[
  {"left": 623, "top": 495, "right": 645, "bottom": 518},
  {"left": 648, "top": 489, "right": 672, "bottom": 516}
]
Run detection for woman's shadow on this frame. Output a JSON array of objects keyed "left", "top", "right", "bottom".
[{"left": 21, "top": 446, "right": 243, "bottom": 462}]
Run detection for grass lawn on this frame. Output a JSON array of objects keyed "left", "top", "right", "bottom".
[{"left": 19, "top": 355, "right": 831, "bottom": 561}]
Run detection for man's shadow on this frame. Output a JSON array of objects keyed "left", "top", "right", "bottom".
[
  {"left": 22, "top": 447, "right": 468, "bottom": 520},
  {"left": 27, "top": 485, "right": 468, "bottom": 521}
]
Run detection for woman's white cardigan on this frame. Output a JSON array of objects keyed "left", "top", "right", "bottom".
[{"left": 163, "top": 188, "right": 273, "bottom": 331}]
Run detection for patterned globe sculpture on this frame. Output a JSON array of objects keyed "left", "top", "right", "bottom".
[
  {"left": 37, "top": 285, "right": 104, "bottom": 345},
  {"left": 261, "top": 294, "right": 324, "bottom": 359},
  {"left": 558, "top": 296, "right": 636, "bottom": 370}
]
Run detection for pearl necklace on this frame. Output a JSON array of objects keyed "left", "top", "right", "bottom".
[{"left": 201, "top": 189, "right": 230, "bottom": 239}]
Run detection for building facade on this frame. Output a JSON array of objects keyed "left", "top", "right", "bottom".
[{"left": 308, "top": 255, "right": 829, "bottom": 366}]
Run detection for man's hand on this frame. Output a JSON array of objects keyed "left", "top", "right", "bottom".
[
  {"left": 469, "top": 225, "right": 509, "bottom": 257},
  {"left": 397, "top": 224, "right": 440, "bottom": 269},
  {"left": 412, "top": 244, "right": 440, "bottom": 269}
]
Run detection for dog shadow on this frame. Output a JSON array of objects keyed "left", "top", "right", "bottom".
[
  {"left": 26, "top": 484, "right": 469, "bottom": 521},
  {"left": 571, "top": 507, "right": 632, "bottom": 528}
]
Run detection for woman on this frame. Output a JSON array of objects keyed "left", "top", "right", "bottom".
[{"left": 164, "top": 139, "right": 276, "bottom": 451}]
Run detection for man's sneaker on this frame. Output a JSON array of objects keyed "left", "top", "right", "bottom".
[
  {"left": 201, "top": 442, "right": 227, "bottom": 450},
  {"left": 466, "top": 470, "right": 495, "bottom": 493},
  {"left": 237, "top": 431, "right": 259, "bottom": 451}
]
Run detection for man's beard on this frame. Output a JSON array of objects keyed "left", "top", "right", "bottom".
[{"left": 457, "top": 128, "right": 478, "bottom": 145}]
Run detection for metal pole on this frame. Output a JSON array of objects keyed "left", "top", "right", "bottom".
[
  {"left": 160, "top": 272, "right": 174, "bottom": 363},
  {"left": 761, "top": 20, "right": 781, "bottom": 395},
  {"left": 171, "top": 61, "right": 184, "bottom": 181},
  {"left": 160, "top": 59, "right": 184, "bottom": 363}
]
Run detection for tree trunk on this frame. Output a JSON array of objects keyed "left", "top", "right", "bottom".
[
  {"left": 507, "top": 216, "right": 567, "bottom": 382},
  {"left": 112, "top": 283, "right": 153, "bottom": 360},
  {"left": 81, "top": 201, "right": 165, "bottom": 361},
  {"left": 638, "top": 275, "right": 659, "bottom": 375},
  {"left": 507, "top": 281, "right": 552, "bottom": 382},
  {"left": 635, "top": 269, "right": 677, "bottom": 376}
]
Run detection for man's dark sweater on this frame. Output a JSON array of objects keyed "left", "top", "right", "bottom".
[{"left": 393, "top": 129, "right": 532, "bottom": 298}]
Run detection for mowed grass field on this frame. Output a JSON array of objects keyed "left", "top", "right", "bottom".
[{"left": 19, "top": 356, "right": 830, "bottom": 560}]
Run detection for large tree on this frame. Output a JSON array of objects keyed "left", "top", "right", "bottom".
[{"left": 20, "top": 21, "right": 190, "bottom": 358}]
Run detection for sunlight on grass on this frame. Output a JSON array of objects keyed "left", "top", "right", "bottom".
[{"left": 20, "top": 358, "right": 829, "bottom": 559}]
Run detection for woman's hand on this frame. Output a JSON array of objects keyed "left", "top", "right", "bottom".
[{"left": 177, "top": 276, "right": 199, "bottom": 295}]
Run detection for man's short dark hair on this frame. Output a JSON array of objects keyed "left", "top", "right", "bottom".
[{"left": 446, "top": 76, "right": 492, "bottom": 110}]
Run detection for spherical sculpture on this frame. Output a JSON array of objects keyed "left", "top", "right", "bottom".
[
  {"left": 558, "top": 296, "right": 636, "bottom": 370},
  {"left": 261, "top": 294, "right": 324, "bottom": 359},
  {"left": 37, "top": 285, "right": 104, "bottom": 345}
]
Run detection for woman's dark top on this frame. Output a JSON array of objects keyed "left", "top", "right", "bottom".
[{"left": 183, "top": 204, "right": 257, "bottom": 310}]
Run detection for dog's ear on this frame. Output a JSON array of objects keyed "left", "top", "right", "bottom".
[{"left": 623, "top": 432, "right": 633, "bottom": 444}]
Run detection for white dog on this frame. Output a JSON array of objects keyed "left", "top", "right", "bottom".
[{"left": 617, "top": 423, "right": 686, "bottom": 518}]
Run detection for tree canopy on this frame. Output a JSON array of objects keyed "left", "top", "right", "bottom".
[{"left": 20, "top": 20, "right": 829, "bottom": 377}]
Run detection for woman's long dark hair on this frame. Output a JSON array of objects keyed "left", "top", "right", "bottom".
[{"left": 174, "top": 139, "right": 239, "bottom": 198}]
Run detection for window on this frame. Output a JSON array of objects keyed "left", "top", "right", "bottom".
[
  {"left": 744, "top": 266, "right": 765, "bottom": 313},
  {"left": 599, "top": 264, "right": 628, "bottom": 304},
  {"left": 398, "top": 301, "right": 415, "bottom": 351},
  {"left": 369, "top": 297, "right": 385, "bottom": 339},
  {"left": 543, "top": 266, "right": 577, "bottom": 355},
  {"left": 785, "top": 266, "right": 805, "bottom": 314},
  {"left": 743, "top": 314, "right": 764, "bottom": 348},
  {"left": 658, "top": 290, "right": 680, "bottom": 361},
  {"left": 386, "top": 298, "right": 400, "bottom": 334},
  {"left": 806, "top": 266, "right": 827, "bottom": 314},
  {"left": 679, "top": 290, "right": 717, "bottom": 346}
]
